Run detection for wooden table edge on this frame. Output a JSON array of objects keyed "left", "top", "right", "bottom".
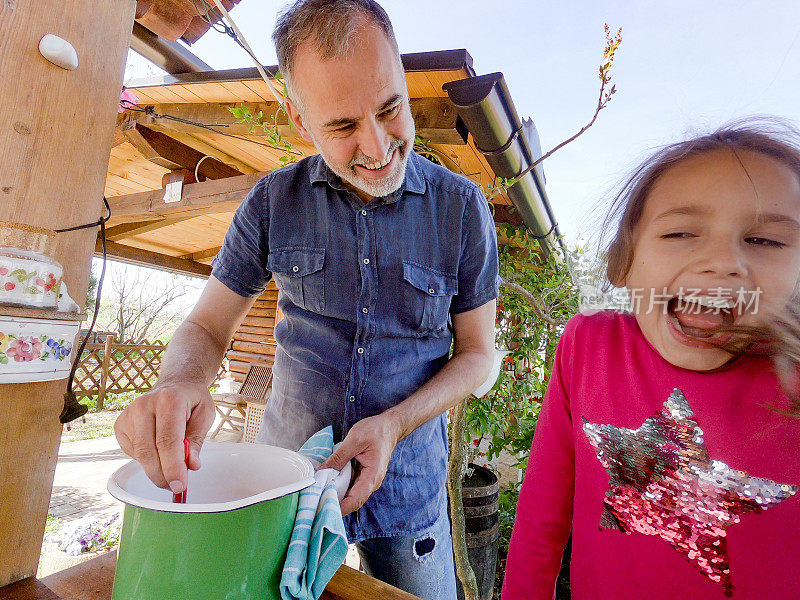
[{"left": 1, "top": 550, "right": 422, "bottom": 600}]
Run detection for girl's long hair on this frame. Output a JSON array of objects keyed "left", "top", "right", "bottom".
[{"left": 601, "top": 118, "right": 800, "bottom": 413}]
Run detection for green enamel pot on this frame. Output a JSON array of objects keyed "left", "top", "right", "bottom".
[{"left": 107, "top": 442, "right": 314, "bottom": 600}]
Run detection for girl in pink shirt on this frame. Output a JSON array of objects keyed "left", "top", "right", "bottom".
[{"left": 502, "top": 122, "right": 800, "bottom": 599}]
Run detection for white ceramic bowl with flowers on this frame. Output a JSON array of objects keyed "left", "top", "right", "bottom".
[
  {"left": 0, "top": 221, "right": 65, "bottom": 310},
  {"left": 0, "top": 247, "right": 64, "bottom": 309},
  {"left": 0, "top": 315, "right": 78, "bottom": 383}
]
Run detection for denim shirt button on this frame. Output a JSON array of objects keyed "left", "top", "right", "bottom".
[
  {"left": 348, "top": 395, "right": 355, "bottom": 402},
  {"left": 292, "top": 265, "right": 299, "bottom": 272},
  {"left": 360, "top": 210, "right": 367, "bottom": 216},
  {"left": 362, "top": 307, "right": 368, "bottom": 314},
  {"left": 357, "top": 347, "right": 364, "bottom": 354},
  {"left": 363, "top": 258, "right": 370, "bottom": 265},
  {"left": 428, "top": 288, "right": 435, "bottom": 295}
]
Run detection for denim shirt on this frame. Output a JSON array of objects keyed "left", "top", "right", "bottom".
[{"left": 212, "top": 152, "right": 499, "bottom": 542}]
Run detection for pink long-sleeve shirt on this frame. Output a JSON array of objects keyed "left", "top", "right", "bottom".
[{"left": 502, "top": 311, "right": 800, "bottom": 600}]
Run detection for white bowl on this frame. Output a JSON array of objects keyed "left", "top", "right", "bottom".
[
  {"left": 108, "top": 442, "right": 315, "bottom": 513},
  {"left": 0, "top": 316, "right": 78, "bottom": 383}
]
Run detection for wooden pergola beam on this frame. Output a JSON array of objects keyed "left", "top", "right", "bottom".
[
  {"left": 122, "top": 122, "right": 243, "bottom": 180},
  {"left": 112, "top": 127, "right": 128, "bottom": 148},
  {"left": 105, "top": 216, "right": 197, "bottom": 241},
  {"left": 182, "top": 1, "right": 239, "bottom": 43},
  {"left": 123, "top": 101, "right": 287, "bottom": 136},
  {"left": 121, "top": 97, "right": 466, "bottom": 145},
  {"left": 107, "top": 169, "right": 521, "bottom": 229},
  {"left": 135, "top": 0, "right": 240, "bottom": 43},
  {"left": 135, "top": 0, "right": 195, "bottom": 41},
  {"left": 107, "top": 170, "right": 266, "bottom": 222},
  {"left": 491, "top": 203, "right": 524, "bottom": 227},
  {"left": 410, "top": 98, "right": 466, "bottom": 145},
  {"left": 182, "top": 246, "right": 222, "bottom": 262},
  {"left": 97, "top": 239, "right": 212, "bottom": 277},
  {"left": 143, "top": 129, "right": 259, "bottom": 174}
]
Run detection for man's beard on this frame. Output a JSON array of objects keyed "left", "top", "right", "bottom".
[{"left": 317, "top": 136, "right": 411, "bottom": 199}]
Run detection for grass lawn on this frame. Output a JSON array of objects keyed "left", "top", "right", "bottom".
[
  {"left": 61, "top": 410, "right": 119, "bottom": 443},
  {"left": 60, "top": 392, "right": 138, "bottom": 442}
]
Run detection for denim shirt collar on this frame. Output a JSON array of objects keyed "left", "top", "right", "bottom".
[{"left": 309, "top": 150, "right": 427, "bottom": 204}]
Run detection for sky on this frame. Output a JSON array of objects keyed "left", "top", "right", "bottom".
[{"left": 125, "top": 0, "right": 800, "bottom": 247}]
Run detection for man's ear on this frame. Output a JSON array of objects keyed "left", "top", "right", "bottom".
[{"left": 284, "top": 98, "right": 314, "bottom": 144}]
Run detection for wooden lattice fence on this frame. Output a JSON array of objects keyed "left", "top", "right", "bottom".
[
  {"left": 74, "top": 336, "right": 226, "bottom": 410},
  {"left": 73, "top": 337, "right": 166, "bottom": 409},
  {"left": 73, "top": 336, "right": 167, "bottom": 410}
]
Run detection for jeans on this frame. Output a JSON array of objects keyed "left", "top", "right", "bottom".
[{"left": 355, "top": 499, "right": 458, "bottom": 600}]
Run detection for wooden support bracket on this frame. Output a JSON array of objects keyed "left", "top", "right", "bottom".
[
  {"left": 104, "top": 215, "right": 197, "bottom": 241},
  {"left": 135, "top": 0, "right": 196, "bottom": 41},
  {"left": 97, "top": 239, "right": 212, "bottom": 278},
  {"left": 181, "top": 245, "right": 222, "bottom": 262},
  {"left": 106, "top": 171, "right": 266, "bottom": 222},
  {"left": 122, "top": 121, "right": 242, "bottom": 179}
]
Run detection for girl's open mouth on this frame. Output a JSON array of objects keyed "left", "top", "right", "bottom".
[{"left": 666, "top": 295, "right": 736, "bottom": 344}]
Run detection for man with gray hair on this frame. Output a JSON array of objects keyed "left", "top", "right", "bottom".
[{"left": 115, "top": 1, "right": 498, "bottom": 597}]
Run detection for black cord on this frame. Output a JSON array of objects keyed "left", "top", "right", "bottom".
[
  {"left": 529, "top": 220, "right": 557, "bottom": 240},
  {"left": 54, "top": 197, "right": 111, "bottom": 233},
  {"left": 59, "top": 198, "right": 110, "bottom": 423},
  {"left": 187, "top": 0, "right": 283, "bottom": 93},
  {"left": 192, "top": 0, "right": 230, "bottom": 33},
  {"left": 120, "top": 101, "right": 302, "bottom": 156}
]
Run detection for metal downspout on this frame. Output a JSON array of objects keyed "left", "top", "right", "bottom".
[
  {"left": 443, "top": 73, "right": 564, "bottom": 257},
  {"left": 130, "top": 22, "right": 213, "bottom": 75}
]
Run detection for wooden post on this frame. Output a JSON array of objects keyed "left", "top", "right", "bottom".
[
  {"left": 98, "top": 335, "right": 115, "bottom": 410},
  {"left": 0, "top": 0, "right": 136, "bottom": 585}
]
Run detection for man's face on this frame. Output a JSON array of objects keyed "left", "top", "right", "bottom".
[{"left": 284, "top": 23, "right": 416, "bottom": 202}]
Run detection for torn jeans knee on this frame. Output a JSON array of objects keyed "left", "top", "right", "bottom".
[{"left": 413, "top": 535, "right": 436, "bottom": 562}]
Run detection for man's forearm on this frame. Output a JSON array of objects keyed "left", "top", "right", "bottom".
[
  {"left": 155, "top": 319, "right": 229, "bottom": 389},
  {"left": 384, "top": 346, "right": 492, "bottom": 442}
]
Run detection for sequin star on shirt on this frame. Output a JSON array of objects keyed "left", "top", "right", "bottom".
[{"left": 583, "top": 388, "right": 797, "bottom": 596}]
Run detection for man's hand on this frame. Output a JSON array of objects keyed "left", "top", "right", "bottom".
[
  {"left": 114, "top": 382, "right": 215, "bottom": 495},
  {"left": 319, "top": 412, "right": 403, "bottom": 516},
  {"left": 114, "top": 277, "right": 257, "bottom": 494},
  {"left": 319, "top": 301, "right": 496, "bottom": 516}
]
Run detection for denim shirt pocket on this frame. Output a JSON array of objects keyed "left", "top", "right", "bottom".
[
  {"left": 267, "top": 247, "right": 325, "bottom": 313},
  {"left": 402, "top": 261, "right": 457, "bottom": 335}
]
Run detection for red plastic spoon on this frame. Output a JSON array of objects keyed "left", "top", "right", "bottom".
[{"left": 172, "top": 438, "right": 190, "bottom": 503}]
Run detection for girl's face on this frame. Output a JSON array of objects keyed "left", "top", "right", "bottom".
[{"left": 624, "top": 149, "right": 800, "bottom": 370}]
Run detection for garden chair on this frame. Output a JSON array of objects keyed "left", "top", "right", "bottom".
[{"left": 209, "top": 364, "right": 273, "bottom": 440}]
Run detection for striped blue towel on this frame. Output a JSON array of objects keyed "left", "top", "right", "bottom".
[{"left": 280, "top": 426, "right": 348, "bottom": 600}]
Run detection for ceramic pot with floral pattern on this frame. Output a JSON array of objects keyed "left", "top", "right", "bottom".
[
  {"left": 0, "top": 222, "right": 64, "bottom": 309},
  {"left": 0, "top": 315, "right": 78, "bottom": 382}
]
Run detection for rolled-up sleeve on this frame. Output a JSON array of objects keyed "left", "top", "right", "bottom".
[
  {"left": 450, "top": 186, "right": 500, "bottom": 314},
  {"left": 211, "top": 174, "right": 273, "bottom": 297}
]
